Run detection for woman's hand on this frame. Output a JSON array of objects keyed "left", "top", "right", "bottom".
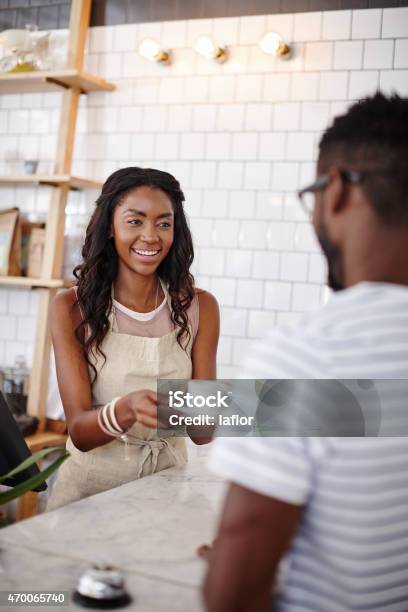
[{"left": 116, "top": 390, "right": 159, "bottom": 430}]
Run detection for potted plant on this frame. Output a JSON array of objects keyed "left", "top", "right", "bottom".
[{"left": 0, "top": 446, "right": 69, "bottom": 528}]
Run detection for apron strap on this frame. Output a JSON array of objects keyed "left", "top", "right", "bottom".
[
  {"left": 109, "top": 285, "right": 118, "bottom": 332},
  {"left": 161, "top": 278, "right": 173, "bottom": 314}
]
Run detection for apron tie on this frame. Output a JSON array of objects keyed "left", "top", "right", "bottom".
[{"left": 129, "top": 438, "right": 183, "bottom": 479}]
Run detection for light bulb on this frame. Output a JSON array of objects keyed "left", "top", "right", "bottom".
[
  {"left": 194, "top": 36, "right": 216, "bottom": 59},
  {"left": 139, "top": 38, "right": 160, "bottom": 60},
  {"left": 194, "top": 35, "right": 228, "bottom": 63},
  {"left": 138, "top": 38, "right": 170, "bottom": 64},
  {"left": 259, "top": 32, "right": 291, "bottom": 58}
]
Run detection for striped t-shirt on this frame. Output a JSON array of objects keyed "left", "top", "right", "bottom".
[{"left": 209, "top": 282, "right": 408, "bottom": 612}]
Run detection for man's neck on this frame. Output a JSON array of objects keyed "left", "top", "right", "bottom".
[{"left": 343, "top": 230, "right": 408, "bottom": 289}]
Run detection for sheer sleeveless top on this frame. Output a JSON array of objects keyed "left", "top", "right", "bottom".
[{"left": 113, "top": 286, "right": 200, "bottom": 341}]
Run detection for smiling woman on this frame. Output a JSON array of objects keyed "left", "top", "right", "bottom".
[
  {"left": 114, "top": 188, "right": 174, "bottom": 269},
  {"left": 46, "top": 167, "right": 220, "bottom": 511}
]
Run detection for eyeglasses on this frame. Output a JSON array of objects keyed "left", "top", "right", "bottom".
[{"left": 297, "top": 169, "right": 361, "bottom": 217}]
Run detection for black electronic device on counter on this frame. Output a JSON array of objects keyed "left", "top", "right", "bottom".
[{"left": 0, "top": 391, "right": 46, "bottom": 491}]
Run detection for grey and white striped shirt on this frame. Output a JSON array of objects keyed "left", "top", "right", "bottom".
[{"left": 210, "top": 282, "right": 408, "bottom": 612}]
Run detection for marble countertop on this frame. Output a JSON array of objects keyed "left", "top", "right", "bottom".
[{"left": 0, "top": 449, "right": 227, "bottom": 611}]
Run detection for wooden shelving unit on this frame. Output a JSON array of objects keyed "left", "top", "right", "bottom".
[
  {"left": 25, "top": 431, "right": 68, "bottom": 453},
  {"left": 0, "top": 175, "right": 102, "bottom": 190},
  {"left": 0, "top": 68, "right": 114, "bottom": 94},
  {"left": 0, "top": 276, "right": 64, "bottom": 288},
  {"left": 0, "top": 1, "right": 115, "bottom": 444}
]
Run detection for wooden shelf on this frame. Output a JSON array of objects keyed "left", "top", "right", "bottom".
[
  {"left": 0, "top": 276, "right": 64, "bottom": 288},
  {"left": 69, "top": 176, "right": 102, "bottom": 190},
  {"left": 25, "top": 430, "right": 67, "bottom": 453},
  {"left": 2, "top": 1, "right": 97, "bottom": 446},
  {"left": 0, "top": 175, "right": 102, "bottom": 190},
  {"left": 0, "top": 69, "right": 115, "bottom": 94}
]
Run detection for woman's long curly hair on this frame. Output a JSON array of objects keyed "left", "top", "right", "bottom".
[{"left": 73, "top": 167, "right": 195, "bottom": 384}]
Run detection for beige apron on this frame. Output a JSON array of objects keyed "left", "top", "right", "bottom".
[{"left": 47, "top": 286, "right": 192, "bottom": 511}]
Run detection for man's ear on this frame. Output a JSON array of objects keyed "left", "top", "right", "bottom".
[{"left": 326, "top": 167, "right": 349, "bottom": 215}]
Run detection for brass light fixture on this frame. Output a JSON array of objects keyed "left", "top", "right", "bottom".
[
  {"left": 194, "top": 35, "right": 228, "bottom": 63},
  {"left": 138, "top": 38, "right": 171, "bottom": 64},
  {"left": 258, "top": 32, "right": 291, "bottom": 59}
]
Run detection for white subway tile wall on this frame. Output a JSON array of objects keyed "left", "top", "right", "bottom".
[
  {"left": 0, "top": 8, "right": 407, "bottom": 377},
  {"left": 352, "top": 9, "right": 382, "bottom": 39}
]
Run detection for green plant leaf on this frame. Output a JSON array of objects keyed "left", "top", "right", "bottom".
[
  {"left": 0, "top": 446, "right": 67, "bottom": 483},
  {"left": 0, "top": 452, "right": 69, "bottom": 507}
]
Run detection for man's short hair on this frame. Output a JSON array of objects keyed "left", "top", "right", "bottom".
[{"left": 318, "top": 93, "right": 408, "bottom": 226}]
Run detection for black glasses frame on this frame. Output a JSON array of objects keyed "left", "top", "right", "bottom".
[{"left": 297, "top": 169, "right": 361, "bottom": 216}]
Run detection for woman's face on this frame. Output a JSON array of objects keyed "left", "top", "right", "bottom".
[{"left": 111, "top": 186, "right": 174, "bottom": 276}]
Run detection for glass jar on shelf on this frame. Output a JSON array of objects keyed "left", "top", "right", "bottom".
[
  {"left": 0, "top": 23, "right": 50, "bottom": 73},
  {"left": 3, "top": 355, "right": 38, "bottom": 436},
  {"left": 3, "top": 354, "right": 30, "bottom": 416}
]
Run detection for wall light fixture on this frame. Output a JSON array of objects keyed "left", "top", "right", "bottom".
[
  {"left": 194, "top": 36, "right": 228, "bottom": 63},
  {"left": 259, "top": 32, "right": 291, "bottom": 59},
  {"left": 138, "top": 38, "right": 171, "bottom": 64}
]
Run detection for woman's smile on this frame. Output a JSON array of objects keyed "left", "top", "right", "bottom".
[{"left": 131, "top": 247, "right": 162, "bottom": 263}]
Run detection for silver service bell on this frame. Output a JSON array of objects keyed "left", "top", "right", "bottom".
[{"left": 73, "top": 564, "right": 131, "bottom": 609}]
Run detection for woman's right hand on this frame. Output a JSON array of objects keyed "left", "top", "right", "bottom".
[{"left": 115, "top": 390, "right": 158, "bottom": 431}]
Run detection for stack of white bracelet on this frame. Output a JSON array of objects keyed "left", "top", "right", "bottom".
[{"left": 97, "top": 397, "right": 125, "bottom": 438}]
